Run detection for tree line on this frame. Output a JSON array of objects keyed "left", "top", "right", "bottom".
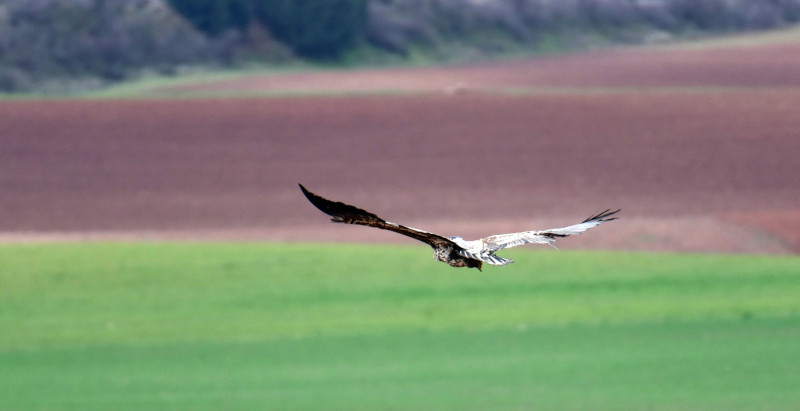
[
  {"left": 367, "top": 0, "right": 800, "bottom": 55},
  {"left": 2, "top": 0, "right": 800, "bottom": 93}
]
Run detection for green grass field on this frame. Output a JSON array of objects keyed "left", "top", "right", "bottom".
[{"left": 2, "top": 243, "right": 799, "bottom": 410}]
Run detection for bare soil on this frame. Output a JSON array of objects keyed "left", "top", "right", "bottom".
[{"left": 2, "top": 39, "right": 799, "bottom": 253}]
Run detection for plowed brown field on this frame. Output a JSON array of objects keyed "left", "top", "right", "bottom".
[{"left": 2, "top": 34, "right": 799, "bottom": 253}]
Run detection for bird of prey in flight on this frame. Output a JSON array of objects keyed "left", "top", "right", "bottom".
[{"left": 299, "top": 184, "right": 618, "bottom": 271}]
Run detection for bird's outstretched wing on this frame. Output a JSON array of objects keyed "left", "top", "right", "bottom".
[
  {"left": 480, "top": 209, "right": 620, "bottom": 251},
  {"left": 299, "top": 184, "right": 456, "bottom": 249}
]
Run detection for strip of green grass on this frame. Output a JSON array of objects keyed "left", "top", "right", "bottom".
[
  {"left": 3, "top": 318, "right": 798, "bottom": 410},
  {"left": 3, "top": 243, "right": 798, "bottom": 348},
  {"left": 1, "top": 243, "right": 799, "bottom": 409}
]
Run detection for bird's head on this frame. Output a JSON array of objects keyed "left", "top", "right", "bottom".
[{"left": 468, "top": 260, "right": 482, "bottom": 271}]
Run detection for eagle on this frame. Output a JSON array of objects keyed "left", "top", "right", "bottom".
[{"left": 299, "top": 184, "right": 618, "bottom": 271}]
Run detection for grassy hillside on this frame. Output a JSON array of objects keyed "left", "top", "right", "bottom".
[{"left": 2, "top": 243, "right": 799, "bottom": 409}]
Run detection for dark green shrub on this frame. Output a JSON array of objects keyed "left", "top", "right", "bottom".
[
  {"left": 167, "top": 0, "right": 253, "bottom": 36},
  {"left": 253, "top": 0, "right": 368, "bottom": 59}
]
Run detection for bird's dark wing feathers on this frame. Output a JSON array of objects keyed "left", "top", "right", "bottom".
[
  {"left": 299, "top": 184, "right": 456, "bottom": 248},
  {"left": 581, "top": 209, "right": 620, "bottom": 224},
  {"left": 543, "top": 209, "right": 620, "bottom": 239}
]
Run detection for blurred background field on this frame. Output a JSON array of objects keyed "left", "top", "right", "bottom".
[{"left": 2, "top": 1, "right": 800, "bottom": 410}]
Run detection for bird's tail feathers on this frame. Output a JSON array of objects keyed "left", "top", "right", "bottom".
[
  {"left": 482, "top": 253, "right": 514, "bottom": 266},
  {"left": 458, "top": 250, "right": 514, "bottom": 266}
]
